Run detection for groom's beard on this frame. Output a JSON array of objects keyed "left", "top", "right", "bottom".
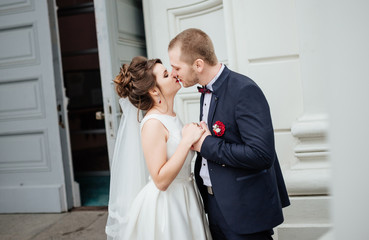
[{"left": 182, "top": 70, "right": 199, "bottom": 87}]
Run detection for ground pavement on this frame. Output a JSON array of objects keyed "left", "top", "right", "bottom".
[{"left": 0, "top": 207, "right": 108, "bottom": 240}]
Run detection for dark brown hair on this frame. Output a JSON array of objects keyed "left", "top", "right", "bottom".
[
  {"left": 168, "top": 28, "right": 217, "bottom": 66},
  {"left": 114, "top": 56, "right": 162, "bottom": 111}
]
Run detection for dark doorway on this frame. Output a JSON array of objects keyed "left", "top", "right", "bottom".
[{"left": 56, "top": 0, "right": 110, "bottom": 206}]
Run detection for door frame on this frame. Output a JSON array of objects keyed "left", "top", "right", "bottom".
[{"left": 47, "top": 0, "right": 80, "bottom": 209}]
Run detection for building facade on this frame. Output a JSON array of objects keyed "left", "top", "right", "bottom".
[{"left": 1, "top": 0, "right": 368, "bottom": 239}]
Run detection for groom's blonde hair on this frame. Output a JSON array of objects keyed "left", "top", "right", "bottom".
[{"left": 168, "top": 28, "right": 218, "bottom": 66}]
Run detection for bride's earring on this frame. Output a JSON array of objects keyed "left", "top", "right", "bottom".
[{"left": 158, "top": 96, "right": 161, "bottom": 104}]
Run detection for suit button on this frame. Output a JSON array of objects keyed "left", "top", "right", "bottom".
[{"left": 222, "top": 164, "right": 226, "bottom": 167}]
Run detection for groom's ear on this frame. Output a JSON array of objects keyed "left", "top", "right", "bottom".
[{"left": 193, "top": 59, "right": 204, "bottom": 73}]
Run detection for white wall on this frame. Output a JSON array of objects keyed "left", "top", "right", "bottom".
[
  {"left": 144, "top": 0, "right": 358, "bottom": 237},
  {"left": 227, "top": 0, "right": 331, "bottom": 238},
  {"left": 327, "top": 0, "right": 369, "bottom": 239}
]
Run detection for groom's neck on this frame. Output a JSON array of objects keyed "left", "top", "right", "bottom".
[{"left": 199, "top": 62, "right": 222, "bottom": 86}]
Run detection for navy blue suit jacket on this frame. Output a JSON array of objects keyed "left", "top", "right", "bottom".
[{"left": 195, "top": 66, "right": 290, "bottom": 234}]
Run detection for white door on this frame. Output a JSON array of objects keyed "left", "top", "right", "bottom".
[
  {"left": 0, "top": 0, "right": 72, "bottom": 212},
  {"left": 95, "top": 0, "right": 146, "bottom": 164},
  {"left": 143, "top": 0, "right": 230, "bottom": 123}
]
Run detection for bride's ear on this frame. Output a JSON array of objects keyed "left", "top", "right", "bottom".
[{"left": 148, "top": 87, "right": 160, "bottom": 97}]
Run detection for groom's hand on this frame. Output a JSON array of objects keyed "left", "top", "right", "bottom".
[{"left": 192, "top": 121, "right": 211, "bottom": 152}]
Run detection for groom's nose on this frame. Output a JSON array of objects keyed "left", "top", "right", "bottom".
[{"left": 171, "top": 72, "right": 179, "bottom": 81}]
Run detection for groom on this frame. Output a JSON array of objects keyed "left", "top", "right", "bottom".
[{"left": 168, "top": 28, "right": 290, "bottom": 240}]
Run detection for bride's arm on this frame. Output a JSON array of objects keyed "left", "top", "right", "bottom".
[{"left": 141, "top": 119, "right": 203, "bottom": 191}]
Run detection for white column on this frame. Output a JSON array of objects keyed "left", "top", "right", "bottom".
[
  {"left": 290, "top": 0, "right": 330, "bottom": 195},
  {"left": 327, "top": 1, "right": 369, "bottom": 239}
]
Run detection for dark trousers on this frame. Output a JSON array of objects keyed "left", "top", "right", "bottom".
[{"left": 206, "top": 192, "right": 273, "bottom": 240}]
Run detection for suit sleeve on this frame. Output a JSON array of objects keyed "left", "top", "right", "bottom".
[{"left": 200, "top": 84, "right": 276, "bottom": 170}]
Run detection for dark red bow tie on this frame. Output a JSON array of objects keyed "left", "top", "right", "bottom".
[{"left": 197, "top": 86, "right": 212, "bottom": 94}]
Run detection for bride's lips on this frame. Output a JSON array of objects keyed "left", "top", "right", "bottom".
[{"left": 175, "top": 76, "right": 181, "bottom": 83}]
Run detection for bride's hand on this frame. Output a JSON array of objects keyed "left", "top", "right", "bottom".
[
  {"left": 192, "top": 121, "right": 211, "bottom": 152},
  {"left": 182, "top": 123, "right": 205, "bottom": 146}
]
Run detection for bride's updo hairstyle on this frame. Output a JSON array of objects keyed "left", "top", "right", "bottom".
[{"left": 114, "top": 56, "right": 162, "bottom": 111}]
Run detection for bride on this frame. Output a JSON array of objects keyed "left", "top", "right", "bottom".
[{"left": 105, "top": 56, "right": 212, "bottom": 240}]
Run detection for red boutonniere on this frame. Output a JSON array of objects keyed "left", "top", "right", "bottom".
[{"left": 212, "top": 121, "right": 225, "bottom": 137}]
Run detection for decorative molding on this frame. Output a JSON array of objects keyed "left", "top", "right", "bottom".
[
  {"left": 118, "top": 59, "right": 130, "bottom": 66},
  {"left": 285, "top": 115, "right": 330, "bottom": 195},
  {"left": 166, "top": 0, "right": 229, "bottom": 70},
  {"left": 291, "top": 115, "right": 329, "bottom": 167},
  {"left": 292, "top": 116, "right": 328, "bottom": 138},
  {"left": 249, "top": 54, "right": 300, "bottom": 64},
  {"left": 221, "top": 0, "right": 237, "bottom": 70},
  {"left": 174, "top": 92, "right": 201, "bottom": 124},
  {"left": 0, "top": 129, "right": 51, "bottom": 173},
  {"left": 167, "top": 0, "right": 223, "bottom": 38},
  {"left": 0, "top": 184, "right": 65, "bottom": 213},
  {"left": 114, "top": 0, "right": 145, "bottom": 46},
  {"left": 117, "top": 37, "right": 146, "bottom": 48},
  {"left": 284, "top": 168, "right": 330, "bottom": 195},
  {"left": 0, "top": 0, "right": 33, "bottom": 15},
  {"left": 0, "top": 22, "right": 40, "bottom": 68},
  {"left": 0, "top": 77, "right": 45, "bottom": 121},
  {"left": 142, "top": 0, "right": 155, "bottom": 59}
]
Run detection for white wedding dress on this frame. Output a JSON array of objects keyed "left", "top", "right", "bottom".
[{"left": 108, "top": 110, "right": 212, "bottom": 240}]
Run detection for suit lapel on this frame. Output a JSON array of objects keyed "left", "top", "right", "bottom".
[
  {"left": 207, "top": 65, "right": 230, "bottom": 129},
  {"left": 207, "top": 93, "right": 218, "bottom": 130},
  {"left": 199, "top": 92, "right": 204, "bottom": 122}
]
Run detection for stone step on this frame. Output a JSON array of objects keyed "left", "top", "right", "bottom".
[{"left": 274, "top": 196, "right": 332, "bottom": 240}]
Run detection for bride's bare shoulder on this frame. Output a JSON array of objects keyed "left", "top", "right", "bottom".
[{"left": 141, "top": 116, "right": 168, "bottom": 141}]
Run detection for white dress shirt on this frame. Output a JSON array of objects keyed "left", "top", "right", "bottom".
[{"left": 200, "top": 64, "right": 225, "bottom": 186}]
